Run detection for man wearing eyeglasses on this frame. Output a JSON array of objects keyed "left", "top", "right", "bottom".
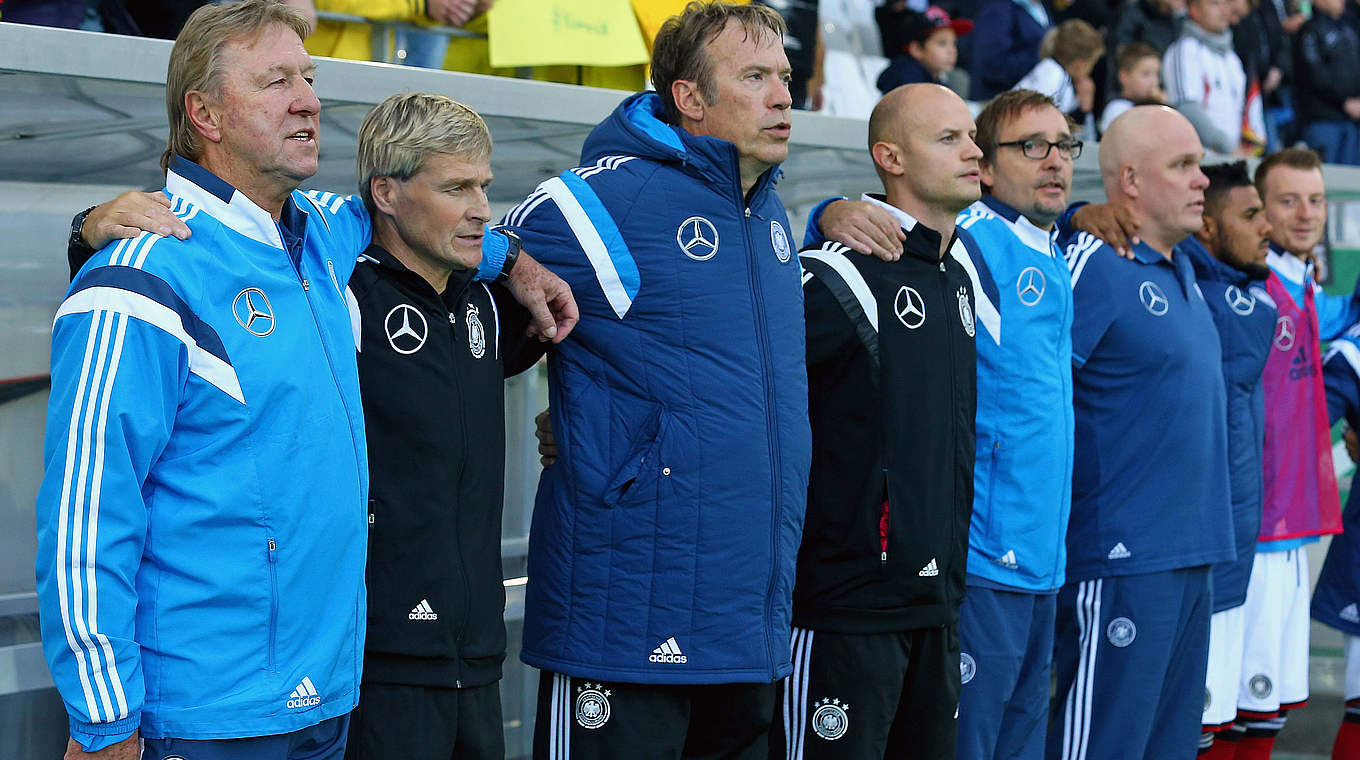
[{"left": 808, "top": 88, "right": 1079, "bottom": 759}]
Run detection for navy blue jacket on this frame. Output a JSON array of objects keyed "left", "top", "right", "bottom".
[
  {"left": 970, "top": 0, "right": 1051, "bottom": 99},
  {"left": 1312, "top": 328, "right": 1360, "bottom": 635},
  {"left": 877, "top": 55, "right": 937, "bottom": 93},
  {"left": 505, "top": 93, "right": 812, "bottom": 684},
  {"left": 1178, "top": 237, "right": 1276, "bottom": 612}
]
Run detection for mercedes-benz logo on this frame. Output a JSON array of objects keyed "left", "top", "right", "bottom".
[
  {"left": 385, "top": 303, "right": 429, "bottom": 355},
  {"left": 1274, "top": 315, "right": 1296, "bottom": 351},
  {"left": 677, "top": 216, "right": 719, "bottom": 261},
  {"left": 1224, "top": 286, "right": 1256, "bottom": 316},
  {"left": 232, "top": 288, "right": 275, "bottom": 337},
  {"left": 1017, "top": 267, "right": 1046, "bottom": 307},
  {"left": 1138, "top": 281, "right": 1169, "bottom": 316},
  {"left": 894, "top": 286, "right": 926, "bottom": 329}
]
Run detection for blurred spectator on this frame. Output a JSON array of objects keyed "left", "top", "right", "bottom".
[
  {"left": 754, "top": 0, "right": 825, "bottom": 109},
  {"left": 1293, "top": 0, "right": 1360, "bottom": 163},
  {"left": 0, "top": 0, "right": 137, "bottom": 32},
  {"left": 1106, "top": 0, "right": 1184, "bottom": 94},
  {"left": 1229, "top": 0, "right": 1270, "bottom": 152},
  {"left": 1015, "top": 18, "right": 1106, "bottom": 117},
  {"left": 970, "top": 0, "right": 1054, "bottom": 99},
  {"left": 1100, "top": 41, "right": 1166, "bottom": 130},
  {"left": 308, "top": 0, "right": 480, "bottom": 62},
  {"left": 1164, "top": 0, "right": 1248, "bottom": 154},
  {"left": 877, "top": 6, "right": 974, "bottom": 91}
]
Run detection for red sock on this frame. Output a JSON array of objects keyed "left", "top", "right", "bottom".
[
  {"left": 1335, "top": 718, "right": 1360, "bottom": 759},
  {"left": 1201, "top": 734, "right": 1238, "bottom": 759},
  {"left": 1236, "top": 734, "right": 1276, "bottom": 760}
]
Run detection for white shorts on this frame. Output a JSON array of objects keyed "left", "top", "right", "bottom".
[
  {"left": 1345, "top": 635, "right": 1360, "bottom": 703},
  {"left": 1203, "top": 604, "right": 1246, "bottom": 728},
  {"left": 1238, "top": 548, "right": 1311, "bottom": 716}
]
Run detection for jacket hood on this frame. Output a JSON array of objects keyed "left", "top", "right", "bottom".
[
  {"left": 1183, "top": 18, "right": 1235, "bottom": 54},
  {"left": 1178, "top": 234, "right": 1261, "bottom": 287},
  {"left": 580, "top": 91, "right": 783, "bottom": 189}
]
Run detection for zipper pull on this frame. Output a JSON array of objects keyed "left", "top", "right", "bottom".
[
  {"left": 881, "top": 551, "right": 888, "bottom": 565},
  {"left": 302, "top": 279, "right": 310, "bottom": 291},
  {"left": 268, "top": 538, "right": 276, "bottom": 552},
  {"left": 939, "top": 261, "right": 946, "bottom": 272},
  {"left": 745, "top": 207, "right": 752, "bottom": 218}
]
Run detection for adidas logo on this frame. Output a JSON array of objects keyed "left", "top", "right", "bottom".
[
  {"left": 919, "top": 558, "right": 939, "bottom": 577},
  {"left": 994, "top": 550, "right": 1018, "bottom": 570},
  {"left": 408, "top": 599, "right": 438, "bottom": 621},
  {"left": 649, "top": 636, "right": 688, "bottom": 664},
  {"left": 1342, "top": 603, "right": 1360, "bottom": 623},
  {"left": 286, "top": 676, "right": 321, "bottom": 709},
  {"left": 1107, "top": 542, "right": 1131, "bottom": 560}
]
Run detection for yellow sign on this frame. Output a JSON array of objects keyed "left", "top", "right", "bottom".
[{"left": 488, "top": 0, "right": 650, "bottom": 68}]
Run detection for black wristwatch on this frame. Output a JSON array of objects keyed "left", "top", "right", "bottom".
[
  {"left": 70, "top": 205, "right": 97, "bottom": 254},
  {"left": 496, "top": 227, "right": 522, "bottom": 282}
]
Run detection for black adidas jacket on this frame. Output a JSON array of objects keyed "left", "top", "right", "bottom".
[
  {"left": 795, "top": 215, "right": 978, "bottom": 634},
  {"left": 352, "top": 244, "right": 542, "bottom": 689}
]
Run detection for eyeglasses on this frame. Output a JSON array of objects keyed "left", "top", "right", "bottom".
[{"left": 997, "top": 138, "right": 1084, "bottom": 161}]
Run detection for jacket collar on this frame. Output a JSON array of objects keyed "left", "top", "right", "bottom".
[
  {"left": 360, "top": 243, "right": 477, "bottom": 301},
  {"left": 978, "top": 195, "right": 1057, "bottom": 256},
  {"left": 1267, "top": 242, "right": 1311, "bottom": 286},
  {"left": 166, "top": 154, "right": 308, "bottom": 251},
  {"left": 862, "top": 193, "right": 950, "bottom": 262},
  {"left": 1177, "top": 234, "right": 1262, "bottom": 287}
]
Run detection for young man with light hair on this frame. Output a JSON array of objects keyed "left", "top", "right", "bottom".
[{"left": 342, "top": 92, "right": 544, "bottom": 760}]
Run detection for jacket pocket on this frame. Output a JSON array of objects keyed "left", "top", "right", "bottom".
[
  {"left": 603, "top": 405, "right": 667, "bottom": 508},
  {"left": 267, "top": 537, "right": 279, "bottom": 672}
]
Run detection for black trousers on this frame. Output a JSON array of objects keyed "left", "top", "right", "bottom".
[
  {"left": 771, "top": 625, "right": 960, "bottom": 760},
  {"left": 533, "top": 670, "right": 776, "bottom": 759},
  {"left": 344, "top": 681, "right": 504, "bottom": 760}
]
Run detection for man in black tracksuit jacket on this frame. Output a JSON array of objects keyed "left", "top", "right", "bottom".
[
  {"left": 771, "top": 84, "right": 986, "bottom": 760},
  {"left": 1293, "top": 0, "right": 1360, "bottom": 164},
  {"left": 340, "top": 94, "right": 546, "bottom": 760}
]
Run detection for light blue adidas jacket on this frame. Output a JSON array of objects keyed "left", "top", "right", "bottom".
[
  {"left": 35, "top": 157, "right": 372, "bottom": 749},
  {"left": 956, "top": 196, "right": 1074, "bottom": 592}
]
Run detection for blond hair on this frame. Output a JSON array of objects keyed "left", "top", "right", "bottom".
[
  {"left": 650, "top": 1, "right": 786, "bottom": 125},
  {"left": 1039, "top": 19, "right": 1106, "bottom": 66},
  {"left": 356, "top": 92, "right": 493, "bottom": 213},
  {"left": 162, "top": 0, "right": 310, "bottom": 174}
]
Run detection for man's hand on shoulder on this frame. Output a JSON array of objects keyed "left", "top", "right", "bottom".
[
  {"left": 83, "top": 191, "right": 191, "bottom": 250},
  {"left": 820, "top": 200, "right": 904, "bottom": 260},
  {"left": 1069, "top": 203, "right": 1140, "bottom": 259},
  {"left": 65, "top": 732, "right": 140, "bottom": 760},
  {"left": 505, "top": 252, "right": 579, "bottom": 343}
]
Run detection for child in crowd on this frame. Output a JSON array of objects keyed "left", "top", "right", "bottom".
[
  {"left": 1101, "top": 42, "right": 1168, "bottom": 133},
  {"left": 876, "top": 5, "right": 974, "bottom": 93},
  {"left": 1014, "top": 19, "right": 1106, "bottom": 120}
]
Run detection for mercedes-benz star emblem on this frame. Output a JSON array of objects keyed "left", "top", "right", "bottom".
[
  {"left": 385, "top": 304, "right": 429, "bottom": 355},
  {"left": 232, "top": 288, "right": 275, "bottom": 337},
  {"left": 1138, "top": 281, "right": 1169, "bottom": 316},
  {"left": 1016, "top": 267, "right": 1046, "bottom": 307},
  {"left": 894, "top": 286, "right": 926, "bottom": 329},
  {"left": 677, "top": 216, "right": 719, "bottom": 261},
  {"left": 1224, "top": 286, "right": 1256, "bottom": 316},
  {"left": 1274, "top": 315, "right": 1296, "bottom": 351}
]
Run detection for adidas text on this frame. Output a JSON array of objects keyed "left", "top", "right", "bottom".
[
  {"left": 287, "top": 677, "right": 321, "bottom": 709},
  {"left": 1107, "top": 542, "right": 1131, "bottom": 560},
  {"left": 919, "top": 558, "right": 939, "bottom": 577},
  {"left": 409, "top": 599, "right": 438, "bottom": 621},
  {"left": 650, "top": 637, "right": 688, "bottom": 664}
]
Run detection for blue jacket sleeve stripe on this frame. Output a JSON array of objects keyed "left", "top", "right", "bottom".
[
  {"left": 1066, "top": 233, "right": 1101, "bottom": 287},
  {"left": 59, "top": 268, "right": 242, "bottom": 404},
  {"left": 541, "top": 171, "right": 641, "bottom": 319},
  {"left": 55, "top": 307, "right": 134, "bottom": 726},
  {"left": 949, "top": 237, "right": 1001, "bottom": 345}
]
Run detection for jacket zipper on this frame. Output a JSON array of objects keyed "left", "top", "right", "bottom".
[
  {"left": 267, "top": 537, "right": 279, "bottom": 672},
  {"left": 879, "top": 496, "right": 890, "bottom": 566},
  {"left": 941, "top": 256, "right": 958, "bottom": 607},
  {"left": 450, "top": 291, "right": 472, "bottom": 687},
  {"left": 736, "top": 168, "right": 783, "bottom": 681},
  {"left": 276, "top": 220, "right": 367, "bottom": 690}
]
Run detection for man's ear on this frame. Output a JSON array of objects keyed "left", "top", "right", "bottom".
[
  {"left": 1197, "top": 214, "right": 1220, "bottom": 248},
  {"left": 1120, "top": 164, "right": 1139, "bottom": 200},
  {"left": 872, "top": 141, "right": 907, "bottom": 177},
  {"left": 979, "top": 159, "right": 996, "bottom": 189},
  {"left": 672, "top": 79, "right": 707, "bottom": 123},
  {"left": 185, "top": 90, "right": 222, "bottom": 145},
  {"left": 370, "top": 176, "right": 399, "bottom": 217}
]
